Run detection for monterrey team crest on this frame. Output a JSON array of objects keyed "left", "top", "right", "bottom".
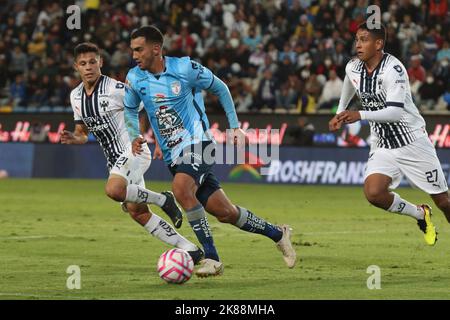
[{"left": 171, "top": 81, "right": 181, "bottom": 95}]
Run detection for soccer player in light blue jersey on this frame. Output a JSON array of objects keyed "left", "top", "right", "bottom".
[{"left": 124, "top": 26, "right": 296, "bottom": 277}]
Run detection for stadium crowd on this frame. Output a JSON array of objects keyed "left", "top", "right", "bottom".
[{"left": 0, "top": 0, "right": 449, "bottom": 114}]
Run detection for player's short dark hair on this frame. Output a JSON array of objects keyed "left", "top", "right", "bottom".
[
  {"left": 74, "top": 42, "right": 100, "bottom": 60},
  {"left": 131, "top": 25, "right": 164, "bottom": 45},
  {"left": 357, "top": 21, "right": 386, "bottom": 46}
]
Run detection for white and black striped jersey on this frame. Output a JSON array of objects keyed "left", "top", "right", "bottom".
[
  {"left": 339, "top": 53, "right": 427, "bottom": 149},
  {"left": 70, "top": 75, "right": 132, "bottom": 170}
]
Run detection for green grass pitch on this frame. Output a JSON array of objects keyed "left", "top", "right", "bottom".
[{"left": 0, "top": 179, "right": 449, "bottom": 300}]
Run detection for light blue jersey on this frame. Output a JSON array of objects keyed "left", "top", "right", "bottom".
[{"left": 124, "top": 56, "right": 239, "bottom": 164}]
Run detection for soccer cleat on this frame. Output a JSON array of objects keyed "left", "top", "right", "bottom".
[
  {"left": 195, "top": 258, "right": 224, "bottom": 278},
  {"left": 276, "top": 224, "right": 297, "bottom": 268},
  {"left": 160, "top": 191, "right": 183, "bottom": 228},
  {"left": 417, "top": 204, "right": 437, "bottom": 246},
  {"left": 188, "top": 248, "right": 205, "bottom": 265}
]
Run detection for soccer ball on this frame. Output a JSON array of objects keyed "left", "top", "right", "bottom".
[{"left": 157, "top": 248, "right": 194, "bottom": 284}]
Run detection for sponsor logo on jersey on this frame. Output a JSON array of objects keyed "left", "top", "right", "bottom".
[
  {"left": 83, "top": 116, "right": 108, "bottom": 131},
  {"left": 155, "top": 106, "right": 184, "bottom": 148},
  {"left": 154, "top": 93, "right": 168, "bottom": 104},
  {"left": 362, "top": 100, "right": 385, "bottom": 109}
]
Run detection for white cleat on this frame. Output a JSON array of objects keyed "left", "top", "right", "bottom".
[
  {"left": 276, "top": 224, "right": 297, "bottom": 268},
  {"left": 195, "top": 258, "right": 224, "bottom": 278}
]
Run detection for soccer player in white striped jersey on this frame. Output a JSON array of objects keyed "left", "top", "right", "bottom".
[
  {"left": 61, "top": 43, "right": 203, "bottom": 263},
  {"left": 329, "top": 22, "right": 450, "bottom": 245}
]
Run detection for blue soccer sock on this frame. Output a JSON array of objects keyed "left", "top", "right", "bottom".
[
  {"left": 234, "top": 206, "right": 283, "bottom": 242},
  {"left": 186, "top": 204, "right": 220, "bottom": 262}
]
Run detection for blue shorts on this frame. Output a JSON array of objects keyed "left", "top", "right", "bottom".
[{"left": 168, "top": 142, "right": 221, "bottom": 207}]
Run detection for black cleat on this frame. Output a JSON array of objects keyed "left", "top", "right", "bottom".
[
  {"left": 160, "top": 191, "right": 183, "bottom": 228},
  {"left": 188, "top": 248, "right": 205, "bottom": 265}
]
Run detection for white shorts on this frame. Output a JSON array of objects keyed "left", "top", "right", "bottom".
[
  {"left": 109, "top": 144, "right": 151, "bottom": 188},
  {"left": 365, "top": 136, "right": 448, "bottom": 195}
]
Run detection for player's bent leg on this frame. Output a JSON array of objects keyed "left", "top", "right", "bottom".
[
  {"left": 365, "top": 174, "right": 436, "bottom": 245},
  {"left": 172, "top": 173, "right": 221, "bottom": 270},
  {"left": 430, "top": 191, "right": 450, "bottom": 223},
  {"left": 172, "top": 173, "right": 200, "bottom": 210},
  {"left": 363, "top": 174, "right": 393, "bottom": 210},
  {"left": 125, "top": 202, "right": 203, "bottom": 264},
  {"left": 105, "top": 175, "right": 128, "bottom": 202},
  {"left": 205, "top": 189, "right": 296, "bottom": 268},
  {"left": 113, "top": 175, "right": 183, "bottom": 228}
]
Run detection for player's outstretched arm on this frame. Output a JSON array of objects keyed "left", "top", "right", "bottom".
[
  {"left": 187, "top": 59, "right": 245, "bottom": 146},
  {"left": 206, "top": 75, "right": 247, "bottom": 146},
  {"left": 123, "top": 73, "right": 144, "bottom": 155},
  {"left": 60, "top": 124, "right": 88, "bottom": 144},
  {"left": 329, "top": 74, "right": 355, "bottom": 131},
  {"left": 206, "top": 75, "right": 239, "bottom": 129},
  {"left": 124, "top": 105, "right": 145, "bottom": 155}
]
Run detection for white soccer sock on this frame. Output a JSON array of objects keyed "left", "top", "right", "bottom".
[
  {"left": 125, "top": 185, "right": 166, "bottom": 207},
  {"left": 388, "top": 192, "right": 424, "bottom": 220},
  {"left": 144, "top": 214, "right": 197, "bottom": 251}
]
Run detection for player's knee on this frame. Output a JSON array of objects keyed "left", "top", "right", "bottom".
[
  {"left": 364, "top": 186, "right": 385, "bottom": 207},
  {"left": 172, "top": 186, "right": 195, "bottom": 208},
  {"left": 105, "top": 184, "right": 126, "bottom": 202}
]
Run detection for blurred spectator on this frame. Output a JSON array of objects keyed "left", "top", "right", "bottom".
[
  {"left": 255, "top": 69, "right": 277, "bottom": 111},
  {"left": 276, "top": 55, "right": 295, "bottom": 84},
  {"left": 418, "top": 72, "right": 444, "bottom": 110},
  {"left": 397, "top": 15, "right": 422, "bottom": 58},
  {"left": 242, "top": 28, "right": 262, "bottom": 51},
  {"left": 275, "top": 82, "right": 297, "bottom": 110},
  {"left": 407, "top": 55, "right": 426, "bottom": 83},
  {"left": 249, "top": 44, "right": 267, "bottom": 68},
  {"left": 10, "top": 45, "right": 28, "bottom": 78},
  {"left": 111, "top": 41, "right": 130, "bottom": 70},
  {"left": 27, "top": 32, "right": 47, "bottom": 61},
  {"left": 294, "top": 14, "right": 313, "bottom": 42},
  {"left": 29, "top": 74, "right": 52, "bottom": 107},
  {"left": 176, "top": 22, "right": 196, "bottom": 53},
  {"left": 216, "top": 57, "right": 233, "bottom": 81},
  {"left": 318, "top": 70, "right": 343, "bottom": 110},
  {"left": 429, "top": 0, "right": 448, "bottom": 24},
  {"left": 437, "top": 41, "right": 450, "bottom": 62},
  {"left": 9, "top": 73, "right": 27, "bottom": 107},
  {"left": 278, "top": 42, "right": 297, "bottom": 65}
]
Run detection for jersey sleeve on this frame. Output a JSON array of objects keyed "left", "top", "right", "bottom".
[
  {"left": 124, "top": 72, "right": 142, "bottom": 110},
  {"left": 185, "top": 59, "right": 215, "bottom": 90},
  {"left": 336, "top": 61, "right": 356, "bottom": 114},
  {"left": 384, "top": 63, "right": 407, "bottom": 108},
  {"left": 123, "top": 71, "right": 142, "bottom": 141},
  {"left": 70, "top": 90, "right": 84, "bottom": 124},
  {"left": 336, "top": 74, "right": 356, "bottom": 114},
  {"left": 110, "top": 80, "right": 126, "bottom": 110}
]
